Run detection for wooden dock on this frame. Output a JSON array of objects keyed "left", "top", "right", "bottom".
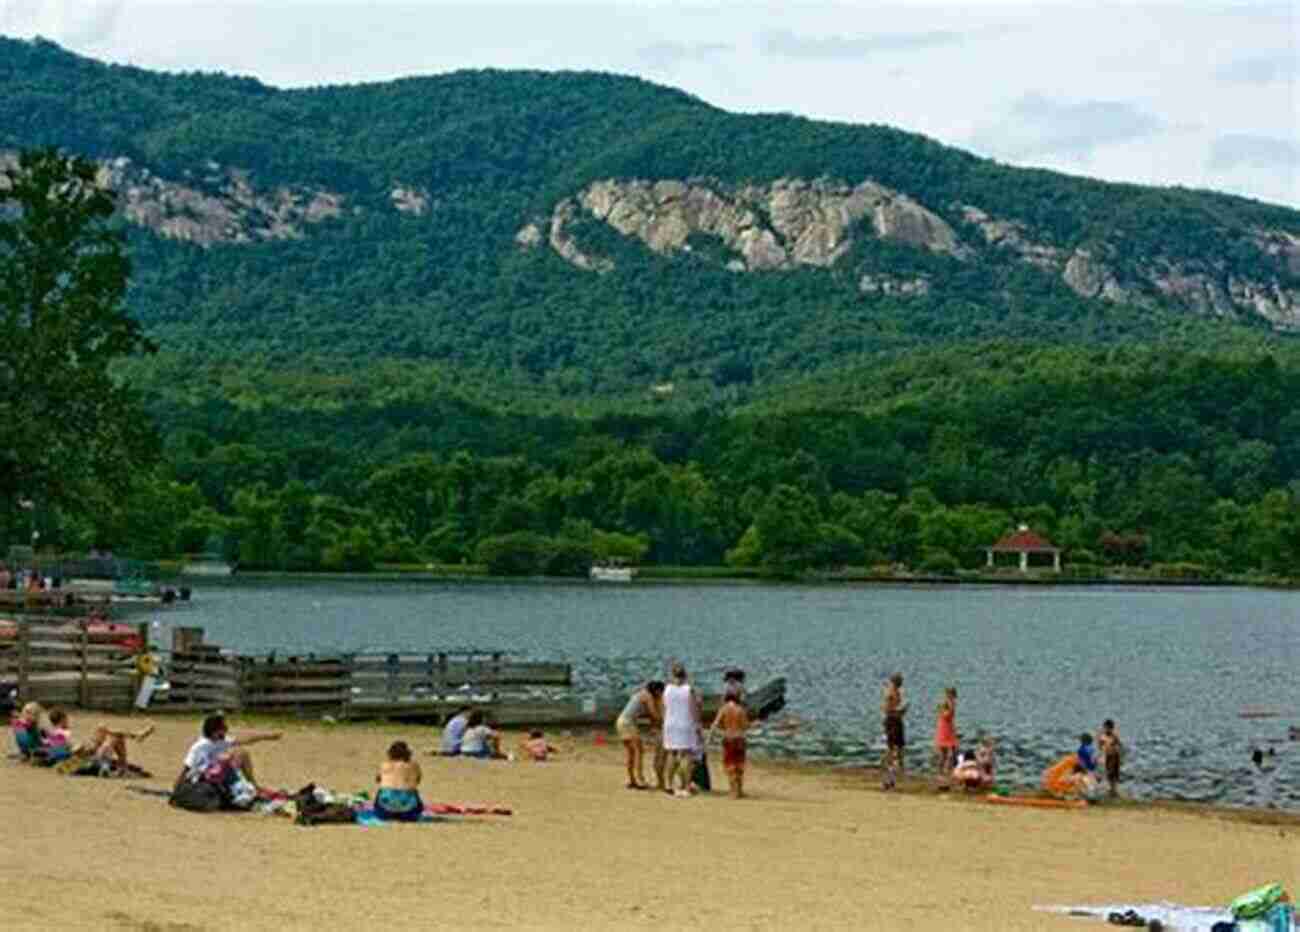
[{"left": 3, "top": 623, "right": 787, "bottom": 727}]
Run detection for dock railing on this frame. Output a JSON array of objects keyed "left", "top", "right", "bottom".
[{"left": 154, "top": 628, "right": 573, "bottom": 719}]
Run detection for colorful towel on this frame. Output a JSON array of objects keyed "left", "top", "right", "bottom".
[
  {"left": 1037, "top": 903, "right": 1233, "bottom": 930},
  {"left": 354, "top": 808, "right": 450, "bottom": 827}
]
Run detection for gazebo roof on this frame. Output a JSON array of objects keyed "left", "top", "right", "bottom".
[{"left": 988, "top": 527, "right": 1059, "bottom": 552}]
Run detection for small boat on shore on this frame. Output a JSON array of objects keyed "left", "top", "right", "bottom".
[{"left": 590, "top": 559, "right": 635, "bottom": 582}]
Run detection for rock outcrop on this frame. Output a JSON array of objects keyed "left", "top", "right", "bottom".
[
  {"left": 524, "top": 177, "right": 968, "bottom": 274},
  {"left": 961, "top": 202, "right": 1299, "bottom": 328},
  {"left": 390, "top": 185, "right": 429, "bottom": 216},
  {"left": 95, "top": 157, "right": 344, "bottom": 246},
  {"left": 859, "top": 273, "right": 931, "bottom": 297}
]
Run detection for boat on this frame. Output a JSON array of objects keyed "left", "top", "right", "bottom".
[
  {"left": 181, "top": 558, "right": 235, "bottom": 577},
  {"left": 589, "top": 559, "right": 635, "bottom": 582},
  {"left": 0, "top": 616, "right": 144, "bottom": 651}
]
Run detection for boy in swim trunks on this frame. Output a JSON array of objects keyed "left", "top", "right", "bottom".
[
  {"left": 375, "top": 740, "right": 423, "bottom": 821},
  {"left": 1097, "top": 719, "right": 1123, "bottom": 798},
  {"left": 709, "top": 692, "right": 751, "bottom": 798},
  {"left": 881, "top": 673, "right": 908, "bottom": 790}
]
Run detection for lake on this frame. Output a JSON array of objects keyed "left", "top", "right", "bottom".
[{"left": 159, "top": 578, "right": 1300, "bottom": 809}]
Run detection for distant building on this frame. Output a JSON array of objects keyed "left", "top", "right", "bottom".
[{"left": 985, "top": 525, "right": 1061, "bottom": 573}]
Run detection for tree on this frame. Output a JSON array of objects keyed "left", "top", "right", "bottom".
[{"left": 0, "top": 148, "right": 157, "bottom": 529}]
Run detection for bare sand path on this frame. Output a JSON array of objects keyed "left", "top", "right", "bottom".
[{"left": 2, "top": 715, "right": 1296, "bottom": 931}]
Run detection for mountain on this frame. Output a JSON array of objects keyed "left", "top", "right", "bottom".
[{"left": 3, "top": 37, "right": 1299, "bottom": 405}]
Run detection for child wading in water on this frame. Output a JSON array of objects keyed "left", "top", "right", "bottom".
[
  {"left": 933, "top": 687, "right": 958, "bottom": 791},
  {"left": 709, "top": 692, "right": 752, "bottom": 798},
  {"left": 880, "top": 673, "right": 908, "bottom": 790},
  {"left": 1097, "top": 719, "right": 1124, "bottom": 798},
  {"left": 375, "top": 740, "right": 423, "bottom": 821}
]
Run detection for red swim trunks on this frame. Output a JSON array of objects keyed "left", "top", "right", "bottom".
[{"left": 722, "top": 737, "right": 746, "bottom": 769}]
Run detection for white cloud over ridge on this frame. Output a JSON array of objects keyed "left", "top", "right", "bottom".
[{"left": 970, "top": 94, "right": 1165, "bottom": 163}]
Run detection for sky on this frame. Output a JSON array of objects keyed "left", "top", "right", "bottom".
[{"left": 2, "top": 0, "right": 1297, "bottom": 207}]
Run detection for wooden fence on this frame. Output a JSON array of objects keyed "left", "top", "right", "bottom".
[
  {"left": 158, "top": 629, "right": 573, "bottom": 717},
  {"left": 0, "top": 616, "right": 143, "bottom": 709}
]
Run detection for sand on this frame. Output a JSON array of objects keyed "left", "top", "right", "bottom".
[{"left": 2, "top": 714, "right": 1296, "bottom": 931}]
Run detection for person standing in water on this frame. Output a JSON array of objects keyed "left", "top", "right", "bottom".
[
  {"left": 1097, "top": 719, "right": 1124, "bottom": 798},
  {"left": 881, "top": 673, "right": 908, "bottom": 790},
  {"left": 933, "top": 686, "right": 958, "bottom": 790}
]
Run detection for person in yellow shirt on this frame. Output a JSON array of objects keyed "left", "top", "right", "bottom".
[{"left": 134, "top": 651, "right": 161, "bottom": 710}]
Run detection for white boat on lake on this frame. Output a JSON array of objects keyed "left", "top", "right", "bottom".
[{"left": 589, "top": 562, "right": 635, "bottom": 582}]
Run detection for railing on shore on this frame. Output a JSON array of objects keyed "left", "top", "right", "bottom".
[
  {"left": 0, "top": 616, "right": 143, "bottom": 709},
  {"left": 160, "top": 628, "right": 574, "bottom": 718}
]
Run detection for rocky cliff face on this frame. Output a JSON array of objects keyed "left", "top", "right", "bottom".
[
  {"left": 960, "top": 202, "right": 1300, "bottom": 329},
  {"left": 94, "top": 157, "right": 347, "bottom": 246},
  {"left": 522, "top": 177, "right": 968, "bottom": 275},
  {"left": 520, "top": 177, "right": 1299, "bottom": 329}
]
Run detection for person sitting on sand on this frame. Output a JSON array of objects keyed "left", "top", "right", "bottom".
[
  {"left": 439, "top": 706, "right": 472, "bottom": 755},
  {"left": 953, "top": 735, "right": 996, "bottom": 790},
  {"left": 178, "top": 714, "right": 282, "bottom": 789},
  {"left": 616, "top": 680, "right": 664, "bottom": 789},
  {"left": 41, "top": 708, "right": 154, "bottom": 774},
  {"left": 374, "top": 740, "right": 424, "bottom": 822},
  {"left": 709, "top": 690, "right": 752, "bottom": 798},
  {"left": 12, "top": 701, "right": 45, "bottom": 758},
  {"left": 1075, "top": 732, "right": 1098, "bottom": 776},
  {"left": 521, "top": 730, "right": 556, "bottom": 762},
  {"left": 460, "top": 711, "right": 505, "bottom": 760}
]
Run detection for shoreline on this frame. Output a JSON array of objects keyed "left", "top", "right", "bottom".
[
  {"left": 191, "top": 567, "right": 1300, "bottom": 591},
  {"left": 5, "top": 713, "right": 1296, "bottom": 931},
  {"left": 112, "top": 711, "right": 1300, "bottom": 826}
]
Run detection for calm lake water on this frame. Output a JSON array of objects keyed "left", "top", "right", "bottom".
[{"left": 159, "top": 578, "right": 1300, "bottom": 809}]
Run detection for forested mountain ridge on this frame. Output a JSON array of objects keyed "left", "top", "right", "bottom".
[
  {"left": 8, "top": 38, "right": 1300, "bottom": 578},
  {"left": 3, "top": 37, "right": 1299, "bottom": 404}
]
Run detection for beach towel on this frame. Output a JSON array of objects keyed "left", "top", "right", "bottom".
[
  {"left": 1037, "top": 903, "right": 1233, "bottom": 930},
  {"left": 353, "top": 809, "right": 450, "bottom": 827},
  {"left": 425, "top": 802, "right": 513, "bottom": 816}
]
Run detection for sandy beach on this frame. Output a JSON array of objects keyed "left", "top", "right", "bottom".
[{"left": 3, "top": 714, "right": 1296, "bottom": 931}]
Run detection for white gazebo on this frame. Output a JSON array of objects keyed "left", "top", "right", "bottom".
[{"left": 985, "top": 525, "right": 1061, "bottom": 573}]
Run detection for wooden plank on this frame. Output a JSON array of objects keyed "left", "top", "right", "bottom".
[
  {"left": 17, "top": 620, "right": 29, "bottom": 701},
  {"left": 242, "top": 691, "right": 350, "bottom": 705},
  {"left": 167, "top": 662, "right": 239, "bottom": 677}
]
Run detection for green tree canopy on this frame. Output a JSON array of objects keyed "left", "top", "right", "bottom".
[{"left": 0, "top": 147, "right": 157, "bottom": 531}]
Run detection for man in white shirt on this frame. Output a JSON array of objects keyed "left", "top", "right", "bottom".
[{"left": 178, "top": 713, "right": 282, "bottom": 789}]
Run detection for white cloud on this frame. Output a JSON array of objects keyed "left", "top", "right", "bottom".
[
  {"left": 969, "top": 94, "right": 1164, "bottom": 163},
  {"left": 1209, "top": 134, "right": 1300, "bottom": 171},
  {"left": 760, "top": 28, "right": 967, "bottom": 59}
]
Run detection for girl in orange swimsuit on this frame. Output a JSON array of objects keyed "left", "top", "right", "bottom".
[{"left": 933, "top": 687, "right": 959, "bottom": 790}]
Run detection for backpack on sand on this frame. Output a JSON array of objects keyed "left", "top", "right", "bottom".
[{"left": 170, "top": 779, "right": 223, "bottom": 813}]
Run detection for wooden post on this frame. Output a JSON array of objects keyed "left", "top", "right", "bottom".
[
  {"left": 17, "top": 618, "right": 29, "bottom": 703},
  {"left": 78, "top": 620, "right": 89, "bottom": 708}
]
